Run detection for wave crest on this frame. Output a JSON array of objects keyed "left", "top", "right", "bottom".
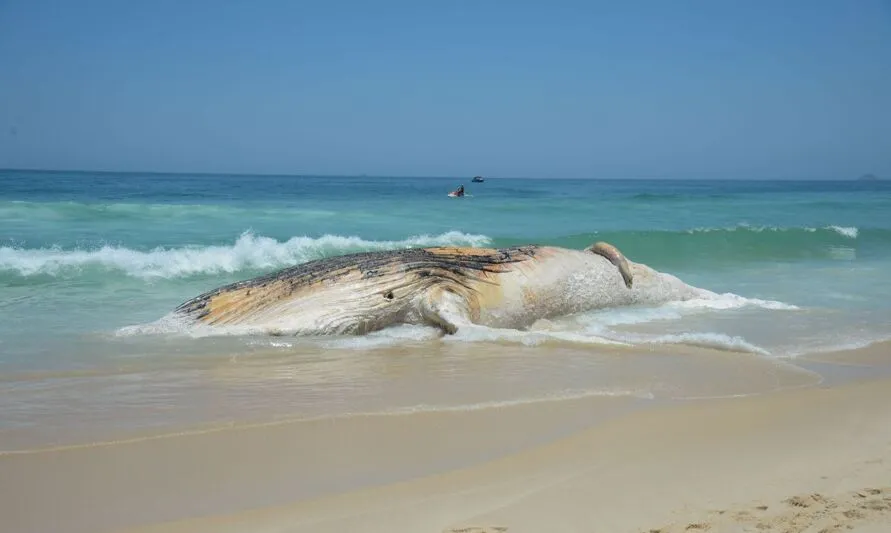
[
  {"left": 0, "top": 231, "right": 492, "bottom": 279},
  {"left": 687, "top": 224, "right": 859, "bottom": 239}
]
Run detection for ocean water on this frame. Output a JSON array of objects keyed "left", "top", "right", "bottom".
[{"left": 2, "top": 170, "right": 890, "bottom": 448}]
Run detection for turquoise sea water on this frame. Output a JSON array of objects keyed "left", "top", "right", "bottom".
[{"left": 2, "top": 170, "right": 890, "bottom": 446}]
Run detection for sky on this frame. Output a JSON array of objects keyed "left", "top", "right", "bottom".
[{"left": 1, "top": 0, "right": 889, "bottom": 179}]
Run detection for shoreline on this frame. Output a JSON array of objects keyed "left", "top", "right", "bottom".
[{"left": 1, "top": 341, "right": 889, "bottom": 533}]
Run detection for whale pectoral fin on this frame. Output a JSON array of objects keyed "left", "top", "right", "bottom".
[
  {"left": 585, "top": 241, "right": 634, "bottom": 289},
  {"left": 420, "top": 288, "right": 472, "bottom": 335}
]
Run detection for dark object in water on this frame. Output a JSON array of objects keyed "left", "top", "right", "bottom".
[
  {"left": 449, "top": 184, "right": 465, "bottom": 197},
  {"left": 472, "top": 176, "right": 485, "bottom": 183}
]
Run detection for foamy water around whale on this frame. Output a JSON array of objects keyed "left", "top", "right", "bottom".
[{"left": 1, "top": 170, "right": 890, "bottom": 449}]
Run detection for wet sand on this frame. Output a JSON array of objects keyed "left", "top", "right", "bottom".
[
  {"left": 2, "top": 341, "right": 890, "bottom": 533},
  {"left": 0, "top": 340, "right": 820, "bottom": 451}
]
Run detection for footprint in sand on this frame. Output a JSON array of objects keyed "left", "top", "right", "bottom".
[
  {"left": 646, "top": 486, "right": 891, "bottom": 533},
  {"left": 783, "top": 492, "right": 828, "bottom": 508}
]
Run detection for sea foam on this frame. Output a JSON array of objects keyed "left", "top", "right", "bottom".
[{"left": 0, "top": 231, "right": 492, "bottom": 279}]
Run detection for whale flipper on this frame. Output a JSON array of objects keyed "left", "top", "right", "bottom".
[
  {"left": 420, "top": 287, "right": 472, "bottom": 334},
  {"left": 585, "top": 241, "right": 634, "bottom": 288}
]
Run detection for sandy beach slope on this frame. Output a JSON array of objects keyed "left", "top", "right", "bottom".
[{"left": 2, "top": 342, "right": 890, "bottom": 533}]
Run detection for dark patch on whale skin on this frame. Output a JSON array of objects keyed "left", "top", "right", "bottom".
[
  {"left": 362, "top": 268, "right": 383, "bottom": 279},
  {"left": 173, "top": 245, "right": 540, "bottom": 322}
]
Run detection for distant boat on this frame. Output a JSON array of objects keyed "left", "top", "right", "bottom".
[
  {"left": 471, "top": 176, "right": 485, "bottom": 183},
  {"left": 858, "top": 174, "right": 880, "bottom": 181}
]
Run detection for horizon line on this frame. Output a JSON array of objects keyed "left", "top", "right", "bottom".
[{"left": 0, "top": 167, "right": 877, "bottom": 181}]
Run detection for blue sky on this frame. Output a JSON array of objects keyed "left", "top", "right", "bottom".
[{"left": 1, "top": 1, "right": 889, "bottom": 179}]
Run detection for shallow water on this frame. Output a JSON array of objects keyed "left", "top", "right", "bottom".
[
  {"left": 0, "top": 340, "right": 822, "bottom": 451},
  {"left": 1, "top": 170, "right": 890, "bottom": 448}
]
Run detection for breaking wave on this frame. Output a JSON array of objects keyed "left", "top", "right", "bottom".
[
  {"left": 0, "top": 231, "right": 492, "bottom": 280},
  {"left": 4, "top": 224, "right": 886, "bottom": 282},
  {"left": 686, "top": 224, "right": 859, "bottom": 239}
]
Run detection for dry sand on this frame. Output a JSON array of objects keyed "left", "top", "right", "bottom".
[{"left": 2, "top": 342, "right": 890, "bottom": 533}]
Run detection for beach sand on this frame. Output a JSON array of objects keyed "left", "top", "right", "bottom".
[{"left": 2, "top": 342, "right": 890, "bottom": 533}]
